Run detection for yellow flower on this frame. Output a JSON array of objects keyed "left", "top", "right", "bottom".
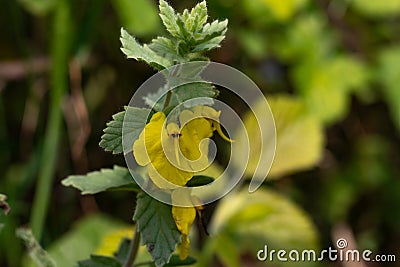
[
  {"left": 171, "top": 188, "right": 197, "bottom": 260},
  {"left": 133, "top": 106, "right": 231, "bottom": 189},
  {"left": 133, "top": 106, "right": 232, "bottom": 260}
]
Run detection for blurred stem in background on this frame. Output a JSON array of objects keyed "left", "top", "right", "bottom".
[{"left": 30, "top": 0, "right": 71, "bottom": 240}]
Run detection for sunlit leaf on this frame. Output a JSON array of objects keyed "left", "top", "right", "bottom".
[
  {"left": 294, "top": 56, "right": 370, "bottom": 124},
  {"left": 23, "top": 215, "right": 127, "bottom": 267},
  {"left": 352, "top": 0, "right": 400, "bottom": 17},
  {"left": 235, "top": 94, "right": 323, "bottom": 179},
  {"left": 133, "top": 192, "right": 181, "bottom": 267},
  {"left": 243, "top": 0, "right": 309, "bottom": 22},
  {"left": 209, "top": 189, "right": 318, "bottom": 265},
  {"left": 99, "top": 106, "right": 151, "bottom": 154},
  {"left": 61, "top": 166, "right": 141, "bottom": 194}
]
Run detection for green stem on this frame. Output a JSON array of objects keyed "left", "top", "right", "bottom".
[
  {"left": 124, "top": 227, "right": 141, "bottom": 267},
  {"left": 162, "top": 91, "right": 172, "bottom": 110},
  {"left": 30, "top": 0, "right": 71, "bottom": 239}
]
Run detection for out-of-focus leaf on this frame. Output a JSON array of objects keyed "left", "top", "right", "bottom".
[
  {"left": 352, "top": 0, "right": 400, "bottom": 17},
  {"left": 24, "top": 215, "right": 127, "bottom": 267},
  {"left": 276, "top": 14, "right": 333, "bottom": 62},
  {"left": 243, "top": 0, "right": 309, "bottom": 22},
  {"left": 237, "top": 30, "right": 267, "bottom": 59},
  {"left": 214, "top": 234, "right": 240, "bottom": 267},
  {"left": 209, "top": 189, "right": 318, "bottom": 265},
  {"left": 294, "top": 56, "right": 369, "bottom": 124},
  {"left": 112, "top": 0, "right": 160, "bottom": 37},
  {"left": 134, "top": 192, "right": 181, "bottom": 267},
  {"left": 377, "top": 46, "right": 400, "bottom": 132},
  {"left": 95, "top": 228, "right": 155, "bottom": 265},
  {"left": 17, "top": 228, "right": 56, "bottom": 267},
  {"left": 235, "top": 94, "right": 323, "bottom": 179},
  {"left": 78, "top": 255, "right": 122, "bottom": 267},
  {"left": 0, "top": 194, "right": 10, "bottom": 233},
  {"left": 61, "top": 166, "right": 141, "bottom": 194},
  {"left": 95, "top": 227, "right": 133, "bottom": 258},
  {"left": 100, "top": 106, "right": 151, "bottom": 154},
  {"left": 18, "top": 0, "right": 56, "bottom": 16}
]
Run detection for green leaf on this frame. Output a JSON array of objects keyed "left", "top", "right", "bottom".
[
  {"left": 213, "top": 234, "right": 240, "bottom": 267},
  {"left": 234, "top": 94, "right": 324, "bottom": 179},
  {"left": 78, "top": 255, "right": 122, "bottom": 267},
  {"left": 158, "top": 0, "right": 227, "bottom": 55},
  {"left": 294, "top": 56, "right": 369, "bottom": 124},
  {"left": 164, "top": 255, "right": 197, "bottom": 266},
  {"left": 16, "top": 228, "right": 57, "bottom": 267},
  {"left": 112, "top": 0, "right": 160, "bottom": 37},
  {"left": 144, "top": 82, "right": 218, "bottom": 111},
  {"left": 352, "top": 0, "right": 400, "bottom": 17},
  {"left": 149, "top": 37, "right": 184, "bottom": 64},
  {"left": 185, "top": 175, "right": 214, "bottom": 187},
  {"left": 209, "top": 188, "right": 319, "bottom": 265},
  {"left": 159, "top": 0, "right": 180, "bottom": 38},
  {"left": 114, "top": 238, "right": 130, "bottom": 264},
  {"left": 120, "top": 28, "right": 171, "bottom": 70},
  {"left": 378, "top": 46, "right": 400, "bottom": 132},
  {"left": 134, "top": 192, "right": 181, "bottom": 267},
  {"left": 0, "top": 194, "right": 10, "bottom": 233},
  {"left": 193, "top": 20, "right": 228, "bottom": 52},
  {"left": 243, "top": 0, "right": 309, "bottom": 22},
  {"left": 24, "top": 215, "right": 127, "bottom": 267},
  {"left": 100, "top": 106, "right": 151, "bottom": 154},
  {"left": 61, "top": 166, "right": 142, "bottom": 195},
  {"left": 184, "top": 1, "right": 208, "bottom": 33}
]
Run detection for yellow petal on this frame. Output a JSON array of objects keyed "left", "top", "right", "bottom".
[
  {"left": 147, "top": 160, "right": 192, "bottom": 188},
  {"left": 172, "top": 189, "right": 196, "bottom": 260},
  {"left": 177, "top": 234, "right": 190, "bottom": 260},
  {"left": 215, "top": 122, "right": 234, "bottom": 142},
  {"left": 133, "top": 112, "right": 166, "bottom": 166},
  {"left": 171, "top": 189, "right": 196, "bottom": 235}
]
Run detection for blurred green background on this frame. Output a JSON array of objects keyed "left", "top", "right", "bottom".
[{"left": 0, "top": 0, "right": 399, "bottom": 266}]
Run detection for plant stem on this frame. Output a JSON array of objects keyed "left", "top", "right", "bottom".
[
  {"left": 162, "top": 90, "right": 172, "bottom": 110},
  {"left": 124, "top": 227, "right": 141, "bottom": 267},
  {"left": 30, "top": 0, "right": 70, "bottom": 239}
]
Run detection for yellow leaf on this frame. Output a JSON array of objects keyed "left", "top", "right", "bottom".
[
  {"left": 95, "top": 227, "right": 134, "bottom": 256},
  {"left": 235, "top": 94, "right": 324, "bottom": 179}
]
